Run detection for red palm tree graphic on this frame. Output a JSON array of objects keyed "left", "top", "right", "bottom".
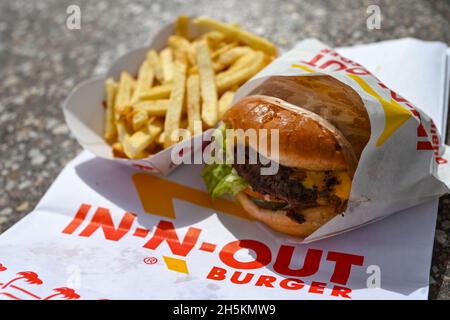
[
  {"left": 0, "top": 292, "right": 22, "bottom": 300},
  {"left": 9, "top": 285, "right": 42, "bottom": 299},
  {"left": 43, "top": 287, "right": 80, "bottom": 300},
  {"left": 1, "top": 271, "right": 43, "bottom": 289}
]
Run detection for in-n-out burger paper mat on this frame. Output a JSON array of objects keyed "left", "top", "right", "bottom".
[{"left": 0, "top": 39, "right": 449, "bottom": 300}]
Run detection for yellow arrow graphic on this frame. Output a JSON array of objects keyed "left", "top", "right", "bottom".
[
  {"left": 132, "top": 173, "right": 250, "bottom": 220},
  {"left": 291, "top": 64, "right": 412, "bottom": 147},
  {"left": 348, "top": 74, "right": 412, "bottom": 147}
]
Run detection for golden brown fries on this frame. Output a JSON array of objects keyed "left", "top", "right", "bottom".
[
  {"left": 169, "top": 35, "right": 196, "bottom": 66},
  {"left": 116, "top": 119, "right": 130, "bottom": 144},
  {"left": 133, "top": 100, "right": 169, "bottom": 116},
  {"left": 164, "top": 61, "right": 187, "bottom": 148},
  {"left": 103, "top": 15, "right": 276, "bottom": 159},
  {"left": 193, "top": 16, "right": 277, "bottom": 56},
  {"left": 140, "top": 83, "right": 172, "bottom": 100},
  {"left": 104, "top": 78, "right": 119, "bottom": 143},
  {"left": 218, "top": 90, "right": 235, "bottom": 119},
  {"left": 203, "top": 31, "right": 227, "bottom": 50},
  {"left": 115, "top": 72, "right": 135, "bottom": 114},
  {"left": 218, "top": 46, "right": 253, "bottom": 66},
  {"left": 175, "top": 15, "right": 189, "bottom": 38},
  {"left": 160, "top": 48, "right": 174, "bottom": 83},
  {"left": 132, "top": 110, "right": 149, "bottom": 131},
  {"left": 216, "top": 51, "right": 267, "bottom": 93},
  {"left": 211, "top": 42, "right": 238, "bottom": 60},
  {"left": 123, "top": 130, "right": 154, "bottom": 159},
  {"left": 186, "top": 74, "right": 201, "bottom": 134},
  {"left": 196, "top": 40, "right": 218, "bottom": 128},
  {"left": 131, "top": 61, "right": 154, "bottom": 104},
  {"left": 146, "top": 50, "right": 164, "bottom": 83}
]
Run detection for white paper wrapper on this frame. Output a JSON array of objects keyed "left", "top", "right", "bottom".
[
  {"left": 0, "top": 38, "right": 448, "bottom": 300},
  {"left": 62, "top": 18, "right": 213, "bottom": 175},
  {"left": 232, "top": 39, "right": 450, "bottom": 243}
]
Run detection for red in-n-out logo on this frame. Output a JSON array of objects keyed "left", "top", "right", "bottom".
[{"left": 61, "top": 203, "right": 368, "bottom": 299}]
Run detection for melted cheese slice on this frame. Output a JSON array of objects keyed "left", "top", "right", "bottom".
[
  {"left": 301, "top": 171, "right": 352, "bottom": 200},
  {"left": 302, "top": 171, "right": 327, "bottom": 190},
  {"left": 333, "top": 171, "right": 352, "bottom": 200}
]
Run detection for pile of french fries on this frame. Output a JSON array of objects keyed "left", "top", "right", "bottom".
[{"left": 103, "top": 16, "right": 277, "bottom": 159}]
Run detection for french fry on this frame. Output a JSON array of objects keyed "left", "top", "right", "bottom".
[
  {"left": 218, "top": 91, "right": 235, "bottom": 118},
  {"left": 203, "top": 31, "right": 226, "bottom": 50},
  {"left": 112, "top": 142, "right": 126, "bottom": 158},
  {"left": 188, "top": 42, "right": 238, "bottom": 74},
  {"left": 146, "top": 50, "right": 164, "bottom": 83},
  {"left": 164, "top": 61, "right": 187, "bottom": 148},
  {"left": 173, "top": 50, "right": 188, "bottom": 66},
  {"left": 213, "top": 61, "right": 227, "bottom": 73},
  {"left": 216, "top": 51, "right": 266, "bottom": 93},
  {"left": 180, "top": 116, "right": 189, "bottom": 129},
  {"left": 123, "top": 131, "right": 153, "bottom": 159},
  {"left": 139, "top": 84, "right": 172, "bottom": 100},
  {"left": 104, "top": 78, "right": 118, "bottom": 143},
  {"left": 133, "top": 99, "right": 169, "bottom": 116},
  {"left": 189, "top": 59, "right": 226, "bottom": 75},
  {"left": 148, "top": 116, "right": 164, "bottom": 129},
  {"left": 132, "top": 110, "right": 149, "bottom": 131},
  {"left": 169, "top": 35, "right": 196, "bottom": 66},
  {"left": 131, "top": 61, "right": 154, "bottom": 104},
  {"left": 160, "top": 48, "right": 174, "bottom": 83},
  {"left": 186, "top": 74, "right": 201, "bottom": 134},
  {"left": 148, "top": 123, "right": 163, "bottom": 153},
  {"left": 175, "top": 15, "right": 189, "bottom": 38},
  {"left": 193, "top": 16, "right": 277, "bottom": 56},
  {"left": 210, "top": 51, "right": 256, "bottom": 86},
  {"left": 121, "top": 106, "right": 134, "bottom": 124},
  {"left": 228, "top": 50, "right": 258, "bottom": 71},
  {"left": 115, "top": 72, "right": 135, "bottom": 114},
  {"left": 211, "top": 41, "right": 238, "bottom": 60},
  {"left": 148, "top": 123, "right": 163, "bottom": 140},
  {"left": 196, "top": 40, "right": 218, "bottom": 127},
  {"left": 116, "top": 119, "right": 131, "bottom": 144},
  {"left": 218, "top": 46, "right": 253, "bottom": 66},
  {"left": 157, "top": 131, "right": 165, "bottom": 146}
]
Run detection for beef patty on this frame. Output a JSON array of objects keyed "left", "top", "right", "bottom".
[{"left": 232, "top": 147, "right": 342, "bottom": 213}]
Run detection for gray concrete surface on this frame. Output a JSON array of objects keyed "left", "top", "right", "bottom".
[{"left": 0, "top": 0, "right": 449, "bottom": 299}]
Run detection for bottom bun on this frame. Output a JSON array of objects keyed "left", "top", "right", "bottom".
[{"left": 237, "top": 193, "right": 337, "bottom": 238}]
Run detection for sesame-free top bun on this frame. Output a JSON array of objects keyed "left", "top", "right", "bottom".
[
  {"left": 223, "top": 95, "right": 357, "bottom": 172},
  {"left": 237, "top": 193, "right": 336, "bottom": 238},
  {"left": 249, "top": 75, "right": 371, "bottom": 162}
]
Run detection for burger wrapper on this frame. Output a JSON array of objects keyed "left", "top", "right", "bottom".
[
  {"left": 233, "top": 39, "right": 450, "bottom": 243},
  {"left": 62, "top": 18, "right": 213, "bottom": 176}
]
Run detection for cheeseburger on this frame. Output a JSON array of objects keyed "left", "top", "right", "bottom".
[{"left": 202, "top": 75, "right": 371, "bottom": 237}]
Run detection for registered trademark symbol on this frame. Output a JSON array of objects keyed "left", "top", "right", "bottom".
[{"left": 144, "top": 257, "right": 158, "bottom": 265}]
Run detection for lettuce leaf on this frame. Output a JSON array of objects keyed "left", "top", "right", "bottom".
[
  {"left": 201, "top": 124, "right": 248, "bottom": 199},
  {"left": 201, "top": 163, "right": 247, "bottom": 199}
]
